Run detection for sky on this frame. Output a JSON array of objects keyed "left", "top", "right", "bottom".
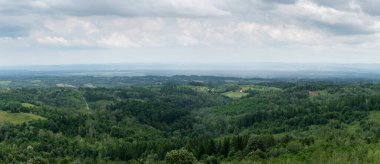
[{"left": 1, "top": 0, "right": 380, "bottom": 66}]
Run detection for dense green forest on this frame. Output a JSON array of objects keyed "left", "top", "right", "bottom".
[{"left": 1, "top": 76, "right": 380, "bottom": 163}]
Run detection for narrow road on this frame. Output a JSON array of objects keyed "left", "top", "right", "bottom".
[{"left": 83, "top": 97, "right": 90, "bottom": 110}]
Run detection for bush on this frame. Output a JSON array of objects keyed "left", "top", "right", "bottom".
[
  {"left": 28, "top": 157, "right": 49, "bottom": 164},
  {"left": 286, "top": 141, "right": 303, "bottom": 154},
  {"left": 246, "top": 134, "right": 275, "bottom": 152},
  {"left": 165, "top": 148, "right": 197, "bottom": 164}
]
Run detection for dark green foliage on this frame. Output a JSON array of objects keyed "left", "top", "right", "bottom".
[
  {"left": 246, "top": 135, "right": 275, "bottom": 152},
  {"left": 1, "top": 76, "right": 380, "bottom": 163}
]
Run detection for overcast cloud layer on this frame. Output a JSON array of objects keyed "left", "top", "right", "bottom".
[{"left": 1, "top": 0, "right": 380, "bottom": 65}]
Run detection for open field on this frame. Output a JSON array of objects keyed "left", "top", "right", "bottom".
[
  {"left": 240, "top": 85, "right": 282, "bottom": 92},
  {"left": 0, "top": 81, "right": 11, "bottom": 87},
  {"left": 189, "top": 86, "right": 210, "bottom": 93},
  {"left": 222, "top": 91, "right": 248, "bottom": 99},
  {"left": 0, "top": 110, "right": 45, "bottom": 125},
  {"left": 222, "top": 85, "right": 281, "bottom": 99},
  {"left": 369, "top": 111, "right": 380, "bottom": 124},
  {"left": 21, "top": 103, "right": 36, "bottom": 108}
]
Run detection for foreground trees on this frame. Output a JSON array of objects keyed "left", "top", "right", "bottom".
[{"left": 1, "top": 78, "right": 380, "bottom": 163}]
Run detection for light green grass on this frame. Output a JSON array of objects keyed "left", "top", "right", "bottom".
[
  {"left": 0, "top": 88, "right": 11, "bottom": 92},
  {"left": 84, "top": 83, "right": 96, "bottom": 88},
  {"left": 30, "top": 80, "right": 41, "bottom": 83},
  {"left": 189, "top": 86, "right": 210, "bottom": 93},
  {"left": 347, "top": 122, "right": 360, "bottom": 134},
  {"left": 0, "top": 110, "right": 45, "bottom": 125},
  {"left": 316, "top": 90, "right": 329, "bottom": 97},
  {"left": 222, "top": 91, "right": 248, "bottom": 99},
  {"left": 369, "top": 111, "right": 380, "bottom": 124},
  {"left": 240, "top": 85, "right": 282, "bottom": 92},
  {"left": 0, "top": 81, "right": 11, "bottom": 87},
  {"left": 222, "top": 85, "right": 281, "bottom": 99},
  {"left": 21, "top": 103, "right": 36, "bottom": 108}
]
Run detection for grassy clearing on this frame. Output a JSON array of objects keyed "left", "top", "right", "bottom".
[
  {"left": 84, "top": 83, "right": 96, "bottom": 88},
  {"left": 21, "top": 103, "right": 36, "bottom": 108},
  {"left": 0, "top": 110, "right": 45, "bottom": 125},
  {"left": 347, "top": 122, "right": 360, "bottom": 134},
  {"left": 222, "top": 91, "right": 248, "bottom": 99},
  {"left": 241, "top": 85, "right": 282, "bottom": 92},
  {"left": 30, "top": 80, "right": 41, "bottom": 83},
  {"left": 308, "top": 91, "right": 319, "bottom": 97},
  {"left": 189, "top": 86, "right": 210, "bottom": 93},
  {"left": 369, "top": 111, "right": 380, "bottom": 124},
  {"left": 221, "top": 85, "right": 281, "bottom": 99},
  {"left": 308, "top": 90, "right": 331, "bottom": 102},
  {"left": 0, "top": 81, "right": 11, "bottom": 87},
  {"left": 316, "top": 90, "right": 329, "bottom": 97},
  {"left": 0, "top": 88, "right": 11, "bottom": 92}
]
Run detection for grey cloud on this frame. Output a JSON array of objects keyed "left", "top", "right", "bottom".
[
  {"left": 310, "top": 0, "right": 354, "bottom": 11},
  {"left": 215, "top": 0, "right": 295, "bottom": 12},
  {"left": 311, "top": 0, "right": 380, "bottom": 16},
  {"left": 313, "top": 21, "right": 375, "bottom": 35},
  {"left": 357, "top": 0, "right": 380, "bottom": 16},
  {"left": 0, "top": 0, "right": 378, "bottom": 19},
  {"left": 0, "top": 0, "right": 295, "bottom": 18},
  {"left": 0, "top": 1, "right": 49, "bottom": 15},
  {"left": 0, "top": 0, "right": 379, "bottom": 49},
  {"left": 266, "top": 0, "right": 296, "bottom": 5},
  {"left": 1, "top": 0, "right": 230, "bottom": 18}
]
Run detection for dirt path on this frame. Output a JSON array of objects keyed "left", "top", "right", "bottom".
[{"left": 83, "top": 97, "right": 90, "bottom": 110}]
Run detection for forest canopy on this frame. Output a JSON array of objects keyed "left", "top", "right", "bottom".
[{"left": 0, "top": 76, "right": 380, "bottom": 163}]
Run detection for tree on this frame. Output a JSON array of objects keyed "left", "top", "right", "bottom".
[
  {"left": 28, "top": 157, "right": 49, "bottom": 164},
  {"left": 165, "top": 148, "right": 197, "bottom": 164},
  {"left": 206, "top": 140, "right": 216, "bottom": 155},
  {"left": 246, "top": 134, "right": 275, "bottom": 152},
  {"left": 220, "top": 138, "right": 230, "bottom": 157}
]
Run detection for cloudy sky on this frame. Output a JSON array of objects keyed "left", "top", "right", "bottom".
[{"left": 1, "top": 0, "right": 380, "bottom": 66}]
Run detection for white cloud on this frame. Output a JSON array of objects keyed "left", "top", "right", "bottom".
[
  {"left": 277, "top": 0, "right": 380, "bottom": 32},
  {"left": 169, "top": 0, "right": 230, "bottom": 17},
  {"left": 98, "top": 33, "right": 140, "bottom": 48},
  {"left": 37, "top": 36, "right": 69, "bottom": 45},
  {"left": 43, "top": 17, "right": 99, "bottom": 35}
]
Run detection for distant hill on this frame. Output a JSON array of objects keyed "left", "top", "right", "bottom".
[{"left": 1, "top": 63, "right": 380, "bottom": 79}]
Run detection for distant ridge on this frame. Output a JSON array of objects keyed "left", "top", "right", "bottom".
[{"left": 1, "top": 63, "right": 380, "bottom": 79}]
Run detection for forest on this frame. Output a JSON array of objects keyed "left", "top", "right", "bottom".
[{"left": 1, "top": 76, "right": 380, "bottom": 163}]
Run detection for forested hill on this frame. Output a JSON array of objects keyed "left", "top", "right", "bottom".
[{"left": 1, "top": 76, "right": 380, "bottom": 163}]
